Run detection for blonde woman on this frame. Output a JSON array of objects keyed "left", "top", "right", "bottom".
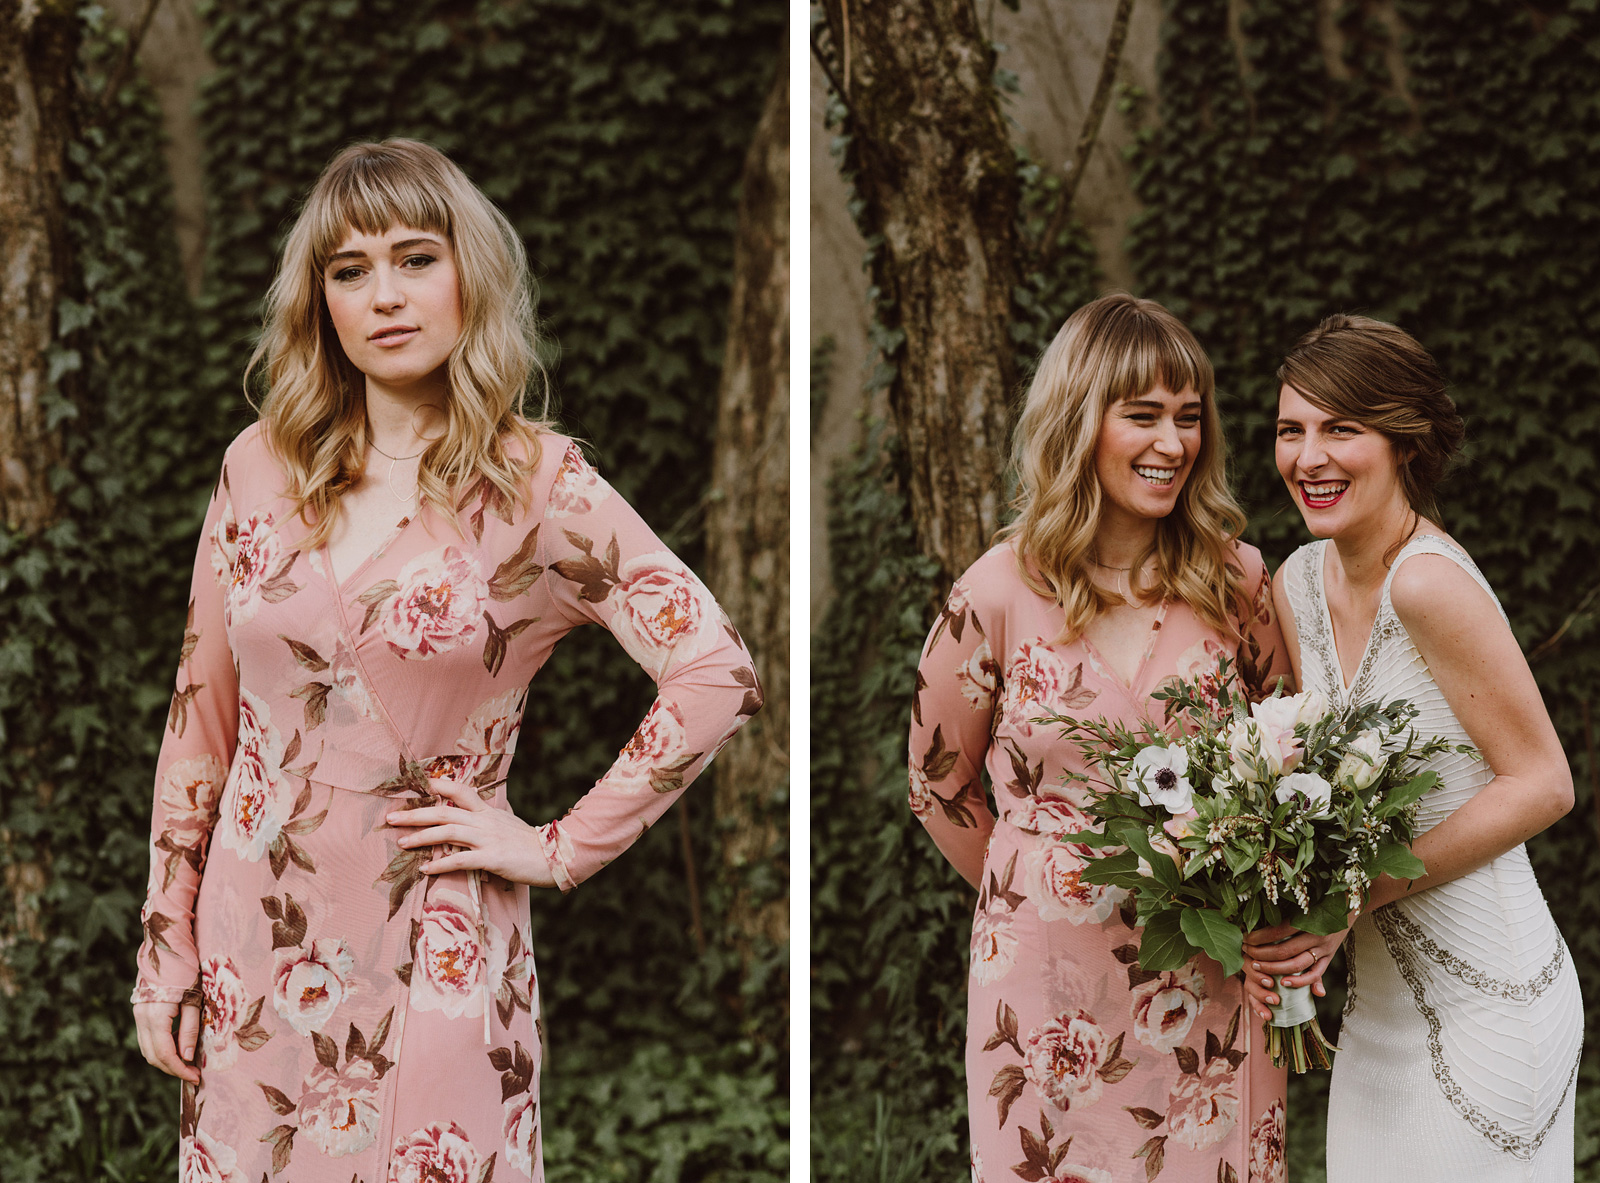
[
  {"left": 129, "top": 140, "right": 760, "bottom": 1182},
  {"left": 909, "top": 294, "right": 1292, "bottom": 1183}
]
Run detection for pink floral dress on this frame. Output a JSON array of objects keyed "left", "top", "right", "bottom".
[
  {"left": 909, "top": 541, "right": 1291, "bottom": 1183},
  {"left": 134, "top": 424, "right": 760, "bottom": 1183}
]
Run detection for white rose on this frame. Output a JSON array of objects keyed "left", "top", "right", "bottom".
[
  {"left": 1334, "top": 728, "right": 1387, "bottom": 790},
  {"left": 1247, "top": 696, "right": 1307, "bottom": 777},
  {"left": 381, "top": 547, "right": 488, "bottom": 660},
  {"left": 969, "top": 896, "right": 1019, "bottom": 985},
  {"left": 1129, "top": 744, "right": 1193, "bottom": 814},
  {"left": 1274, "top": 771, "right": 1333, "bottom": 817},
  {"left": 1292, "top": 689, "right": 1329, "bottom": 728},
  {"left": 1023, "top": 845, "right": 1126, "bottom": 925}
]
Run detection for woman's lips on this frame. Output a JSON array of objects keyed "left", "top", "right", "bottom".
[
  {"left": 370, "top": 327, "right": 419, "bottom": 348},
  {"left": 1298, "top": 479, "right": 1349, "bottom": 509}
]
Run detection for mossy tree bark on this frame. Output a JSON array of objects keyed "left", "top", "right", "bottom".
[
  {"left": 0, "top": 0, "right": 77, "bottom": 534},
  {"left": 815, "top": 0, "right": 1022, "bottom": 582},
  {"left": 705, "top": 55, "right": 789, "bottom": 957}
]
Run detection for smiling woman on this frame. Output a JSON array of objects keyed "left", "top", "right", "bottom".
[
  {"left": 906, "top": 293, "right": 1295, "bottom": 1183},
  {"left": 128, "top": 139, "right": 761, "bottom": 1183}
]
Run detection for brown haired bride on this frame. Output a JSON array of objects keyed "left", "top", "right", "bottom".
[
  {"left": 909, "top": 293, "right": 1292, "bottom": 1183},
  {"left": 1244, "top": 314, "right": 1580, "bottom": 1181},
  {"left": 130, "top": 139, "right": 760, "bottom": 1182}
]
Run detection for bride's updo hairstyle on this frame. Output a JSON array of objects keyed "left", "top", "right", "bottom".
[
  {"left": 1278, "top": 315, "right": 1464, "bottom": 524},
  {"left": 246, "top": 138, "right": 552, "bottom": 547},
  {"left": 1000, "top": 293, "right": 1248, "bottom": 643}
]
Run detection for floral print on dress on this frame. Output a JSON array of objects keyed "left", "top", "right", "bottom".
[
  {"left": 1248, "top": 1098, "right": 1286, "bottom": 1183},
  {"left": 1167, "top": 1056, "right": 1240, "bottom": 1150},
  {"left": 998, "top": 641, "right": 1099, "bottom": 738},
  {"left": 544, "top": 441, "right": 612, "bottom": 518},
  {"left": 376, "top": 547, "right": 490, "bottom": 660},
  {"left": 181, "top": 1128, "right": 249, "bottom": 1183},
  {"left": 388, "top": 1122, "right": 485, "bottom": 1183},
  {"left": 1022, "top": 1009, "right": 1110, "bottom": 1113},
  {"left": 135, "top": 429, "right": 756, "bottom": 1182},
  {"left": 1022, "top": 843, "right": 1126, "bottom": 925},
  {"left": 1130, "top": 962, "right": 1209, "bottom": 1052},
  {"left": 217, "top": 689, "right": 292, "bottom": 863},
  {"left": 297, "top": 1058, "right": 383, "bottom": 1158}
]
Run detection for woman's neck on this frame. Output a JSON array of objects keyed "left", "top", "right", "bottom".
[
  {"left": 1090, "top": 506, "right": 1159, "bottom": 572},
  {"left": 1328, "top": 496, "right": 1424, "bottom": 594},
  {"left": 364, "top": 374, "right": 447, "bottom": 456}
]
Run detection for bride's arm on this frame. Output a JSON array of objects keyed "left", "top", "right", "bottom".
[
  {"left": 1364, "top": 553, "right": 1573, "bottom": 903},
  {"left": 1242, "top": 552, "right": 1572, "bottom": 1017}
]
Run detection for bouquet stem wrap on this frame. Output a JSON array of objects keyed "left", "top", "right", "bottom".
[{"left": 1265, "top": 978, "right": 1337, "bottom": 1071}]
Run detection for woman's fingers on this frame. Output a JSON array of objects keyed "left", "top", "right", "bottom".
[
  {"left": 1283, "top": 953, "right": 1334, "bottom": 989},
  {"left": 421, "top": 849, "right": 484, "bottom": 875},
  {"left": 133, "top": 1002, "right": 199, "bottom": 1082},
  {"left": 395, "top": 822, "right": 473, "bottom": 849},
  {"left": 427, "top": 777, "right": 487, "bottom": 809},
  {"left": 177, "top": 1002, "right": 201, "bottom": 1064},
  {"left": 1242, "top": 921, "right": 1299, "bottom": 947}
]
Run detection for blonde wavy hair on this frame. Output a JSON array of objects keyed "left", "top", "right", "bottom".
[
  {"left": 246, "top": 138, "right": 551, "bottom": 546},
  {"left": 999, "top": 293, "right": 1249, "bottom": 642}
]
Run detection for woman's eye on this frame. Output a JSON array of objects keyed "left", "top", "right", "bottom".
[
  {"left": 1276, "top": 426, "right": 1301, "bottom": 438},
  {"left": 333, "top": 267, "right": 363, "bottom": 282},
  {"left": 402, "top": 254, "right": 435, "bottom": 269},
  {"left": 1178, "top": 415, "right": 1201, "bottom": 428}
]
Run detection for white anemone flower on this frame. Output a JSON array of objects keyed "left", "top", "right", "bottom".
[
  {"left": 1130, "top": 744, "right": 1194, "bottom": 815},
  {"left": 1274, "top": 771, "right": 1333, "bottom": 817}
]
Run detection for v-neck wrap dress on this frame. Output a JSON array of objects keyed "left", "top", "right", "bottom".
[
  {"left": 910, "top": 540, "right": 1292, "bottom": 1183},
  {"left": 133, "top": 423, "right": 761, "bottom": 1183}
]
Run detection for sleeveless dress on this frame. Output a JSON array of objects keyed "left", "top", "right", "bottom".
[
  {"left": 1282, "top": 535, "right": 1583, "bottom": 1182},
  {"left": 133, "top": 425, "right": 759, "bottom": 1182},
  {"left": 910, "top": 541, "right": 1292, "bottom": 1183}
]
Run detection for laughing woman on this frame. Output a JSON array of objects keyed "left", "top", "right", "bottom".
[
  {"left": 909, "top": 293, "right": 1293, "bottom": 1183},
  {"left": 129, "top": 140, "right": 759, "bottom": 1182},
  {"left": 1242, "top": 315, "right": 1581, "bottom": 1182}
]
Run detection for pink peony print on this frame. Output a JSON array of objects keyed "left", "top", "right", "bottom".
[
  {"left": 198, "top": 955, "right": 248, "bottom": 1070},
  {"left": 1167, "top": 1056, "right": 1240, "bottom": 1150},
  {"left": 298, "top": 1058, "right": 382, "bottom": 1158},
  {"left": 208, "top": 497, "right": 239, "bottom": 590},
  {"left": 1249, "top": 1098, "right": 1287, "bottom": 1183},
  {"left": 180, "top": 1129, "right": 247, "bottom": 1183},
  {"left": 595, "top": 700, "right": 691, "bottom": 795},
  {"left": 1130, "top": 962, "right": 1209, "bottom": 1052},
  {"left": 458, "top": 688, "right": 525, "bottom": 755},
  {"left": 999, "top": 641, "right": 1093, "bottom": 737},
  {"left": 411, "top": 888, "right": 505, "bottom": 1019},
  {"left": 545, "top": 441, "right": 612, "bottom": 518},
  {"left": 380, "top": 547, "right": 489, "bottom": 660},
  {"left": 969, "top": 895, "right": 1019, "bottom": 985},
  {"left": 1023, "top": 844, "right": 1126, "bottom": 925},
  {"left": 159, "top": 754, "right": 227, "bottom": 835},
  {"left": 503, "top": 1091, "right": 538, "bottom": 1177},
  {"left": 217, "top": 689, "right": 291, "bottom": 863},
  {"left": 956, "top": 638, "right": 999, "bottom": 711},
  {"left": 907, "top": 763, "right": 935, "bottom": 822},
  {"left": 271, "top": 937, "right": 356, "bottom": 1036},
  {"left": 608, "top": 553, "right": 718, "bottom": 678},
  {"left": 224, "top": 511, "right": 284, "bottom": 627},
  {"left": 1023, "top": 1008, "right": 1108, "bottom": 1112},
  {"left": 1012, "top": 790, "right": 1095, "bottom": 844},
  {"left": 388, "top": 1121, "right": 482, "bottom": 1183}
]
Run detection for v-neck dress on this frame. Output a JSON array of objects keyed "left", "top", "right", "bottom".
[
  {"left": 1284, "top": 537, "right": 1581, "bottom": 1182},
  {"left": 132, "top": 423, "right": 761, "bottom": 1183},
  {"left": 909, "top": 541, "right": 1292, "bottom": 1183}
]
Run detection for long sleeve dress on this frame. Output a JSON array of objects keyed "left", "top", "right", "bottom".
[
  {"left": 909, "top": 540, "right": 1293, "bottom": 1183},
  {"left": 132, "top": 423, "right": 761, "bottom": 1183}
]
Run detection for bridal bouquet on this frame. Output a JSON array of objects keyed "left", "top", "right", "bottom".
[{"left": 1052, "top": 662, "right": 1470, "bottom": 1071}]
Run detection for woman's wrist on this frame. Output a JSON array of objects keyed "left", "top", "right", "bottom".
[{"left": 1364, "top": 873, "right": 1415, "bottom": 913}]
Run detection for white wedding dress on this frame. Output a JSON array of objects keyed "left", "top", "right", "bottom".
[{"left": 1283, "top": 534, "right": 1583, "bottom": 1182}]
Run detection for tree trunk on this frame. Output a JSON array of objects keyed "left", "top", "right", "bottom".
[
  {"left": 705, "top": 53, "right": 789, "bottom": 955},
  {"left": 0, "top": 0, "right": 76, "bottom": 533},
  {"left": 816, "top": 0, "right": 1022, "bottom": 582}
]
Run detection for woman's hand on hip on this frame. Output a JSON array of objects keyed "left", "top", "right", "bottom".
[
  {"left": 388, "top": 776, "right": 557, "bottom": 888},
  {"left": 133, "top": 998, "right": 201, "bottom": 1083},
  {"left": 1239, "top": 920, "right": 1350, "bottom": 1021}
]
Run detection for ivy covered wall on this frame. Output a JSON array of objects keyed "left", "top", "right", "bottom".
[
  {"left": 0, "top": 2, "right": 784, "bottom": 1180},
  {"left": 812, "top": 2, "right": 1600, "bottom": 1180}
]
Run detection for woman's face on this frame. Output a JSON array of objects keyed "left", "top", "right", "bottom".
[
  {"left": 1093, "top": 384, "right": 1203, "bottom": 526},
  {"left": 322, "top": 224, "right": 462, "bottom": 397},
  {"left": 1275, "top": 383, "right": 1406, "bottom": 539}
]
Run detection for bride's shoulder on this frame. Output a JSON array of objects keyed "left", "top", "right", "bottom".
[{"left": 1387, "top": 536, "right": 1504, "bottom": 632}]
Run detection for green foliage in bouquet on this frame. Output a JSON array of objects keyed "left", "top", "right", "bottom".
[{"left": 1052, "top": 663, "right": 1469, "bottom": 981}]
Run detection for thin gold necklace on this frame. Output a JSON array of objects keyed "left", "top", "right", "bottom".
[{"left": 369, "top": 440, "right": 426, "bottom": 503}]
